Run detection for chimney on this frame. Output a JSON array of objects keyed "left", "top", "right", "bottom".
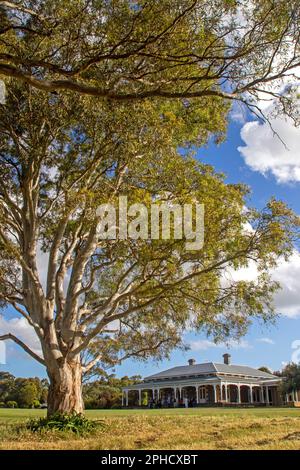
[
  {"left": 223, "top": 353, "right": 231, "bottom": 365},
  {"left": 188, "top": 358, "right": 196, "bottom": 366}
]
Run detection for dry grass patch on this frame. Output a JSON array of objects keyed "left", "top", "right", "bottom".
[{"left": 1, "top": 409, "right": 300, "bottom": 450}]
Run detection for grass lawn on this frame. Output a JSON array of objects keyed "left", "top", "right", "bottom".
[{"left": 1, "top": 407, "right": 300, "bottom": 450}]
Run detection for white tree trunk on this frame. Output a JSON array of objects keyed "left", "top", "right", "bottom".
[{"left": 46, "top": 357, "right": 84, "bottom": 417}]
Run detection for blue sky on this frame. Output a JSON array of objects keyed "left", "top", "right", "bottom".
[
  {"left": 116, "top": 118, "right": 300, "bottom": 378},
  {"left": 1, "top": 109, "right": 300, "bottom": 380}
]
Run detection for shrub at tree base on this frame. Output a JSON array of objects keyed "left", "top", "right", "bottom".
[
  {"left": 6, "top": 401, "right": 18, "bottom": 409},
  {"left": 32, "top": 400, "right": 41, "bottom": 409},
  {"left": 26, "top": 412, "right": 103, "bottom": 435}
]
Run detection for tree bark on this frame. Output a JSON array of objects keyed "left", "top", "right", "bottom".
[{"left": 46, "top": 358, "right": 84, "bottom": 417}]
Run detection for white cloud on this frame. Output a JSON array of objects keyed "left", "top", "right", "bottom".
[
  {"left": 227, "top": 259, "right": 258, "bottom": 283},
  {"left": 291, "top": 339, "right": 300, "bottom": 363},
  {"left": 229, "top": 250, "right": 300, "bottom": 318},
  {"left": 36, "top": 244, "right": 70, "bottom": 294},
  {"left": 0, "top": 341, "right": 5, "bottom": 364},
  {"left": 272, "top": 251, "right": 300, "bottom": 318},
  {"left": 256, "top": 337, "right": 275, "bottom": 345},
  {"left": 238, "top": 67, "right": 300, "bottom": 183},
  {"left": 238, "top": 117, "right": 300, "bottom": 184},
  {"left": 189, "top": 338, "right": 251, "bottom": 351},
  {"left": 189, "top": 339, "right": 215, "bottom": 351},
  {"left": 37, "top": 246, "right": 49, "bottom": 291},
  {"left": 0, "top": 80, "right": 6, "bottom": 104},
  {"left": 0, "top": 316, "right": 42, "bottom": 357},
  {"left": 230, "top": 101, "right": 247, "bottom": 124}
]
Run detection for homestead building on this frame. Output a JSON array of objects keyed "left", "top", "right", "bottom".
[{"left": 122, "top": 354, "right": 284, "bottom": 407}]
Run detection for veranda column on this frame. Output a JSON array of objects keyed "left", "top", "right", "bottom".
[
  {"left": 249, "top": 386, "right": 253, "bottom": 404},
  {"left": 138, "top": 389, "right": 142, "bottom": 406},
  {"left": 196, "top": 386, "right": 199, "bottom": 404},
  {"left": 260, "top": 386, "right": 264, "bottom": 403},
  {"left": 213, "top": 384, "right": 217, "bottom": 403},
  {"left": 225, "top": 384, "right": 229, "bottom": 403},
  {"left": 121, "top": 392, "right": 124, "bottom": 407},
  {"left": 125, "top": 390, "right": 129, "bottom": 407},
  {"left": 266, "top": 386, "right": 269, "bottom": 405},
  {"left": 237, "top": 385, "right": 241, "bottom": 404}
]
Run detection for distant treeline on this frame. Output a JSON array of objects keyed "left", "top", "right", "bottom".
[
  {"left": 0, "top": 372, "right": 48, "bottom": 408},
  {"left": 1, "top": 364, "right": 298, "bottom": 409},
  {"left": 0, "top": 372, "right": 141, "bottom": 409}
]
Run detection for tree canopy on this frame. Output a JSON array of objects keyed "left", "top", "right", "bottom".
[
  {"left": 275, "top": 362, "right": 300, "bottom": 395},
  {"left": 0, "top": 371, "right": 48, "bottom": 407},
  {"left": 0, "top": 0, "right": 299, "bottom": 125},
  {"left": 0, "top": 81, "right": 298, "bottom": 378}
]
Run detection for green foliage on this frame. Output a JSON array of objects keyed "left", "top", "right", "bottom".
[
  {"left": 258, "top": 367, "right": 273, "bottom": 375},
  {"left": 6, "top": 401, "right": 18, "bottom": 408},
  {"left": 26, "top": 412, "right": 101, "bottom": 435},
  {"left": 0, "top": 79, "right": 299, "bottom": 374},
  {"left": 277, "top": 363, "right": 300, "bottom": 394},
  {"left": 32, "top": 400, "right": 41, "bottom": 409},
  {"left": 0, "top": 373, "right": 48, "bottom": 408},
  {"left": 0, "top": 372, "right": 15, "bottom": 403},
  {"left": 0, "top": 0, "right": 299, "bottom": 128},
  {"left": 83, "top": 374, "right": 141, "bottom": 409},
  {"left": 16, "top": 382, "right": 39, "bottom": 408}
]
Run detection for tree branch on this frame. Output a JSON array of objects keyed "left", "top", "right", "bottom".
[
  {"left": 0, "top": 333, "right": 45, "bottom": 365},
  {"left": 0, "top": 1, "right": 46, "bottom": 20},
  {"left": 0, "top": 63, "right": 236, "bottom": 100}
]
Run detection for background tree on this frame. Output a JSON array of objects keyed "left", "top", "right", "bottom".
[
  {"left": 275, "top": 363, "right": 300, "bottom": 397},
  {"left": 258, "top": 366, "right": 273, "bottom": 374},
  {"left": 83, "top": 374, "right": 141, "bottom": 409},
  {"left": 15, "top": 380, "right": 39, "bottom": 408},
  {"left": 6, "top": 400, "right": 17, "bottom": 408},
  {"left": 0, "top": 371, "right": 15, "bottom": 403},
  {"left": 0, "top": 372, "right": 48, "bottom": 407}
]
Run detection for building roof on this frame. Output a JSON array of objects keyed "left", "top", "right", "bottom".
[
  {"left": 144, "top": 362, "right": 277, "bottom": 381},
  {"left": 125, "top": 375, "right": 278, "bottom": 390},
  {"left": 214, "top": 363, "right": 276, "bottom": 378}
]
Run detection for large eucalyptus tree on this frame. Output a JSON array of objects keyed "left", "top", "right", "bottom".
[{"left": 0, "top": 0, "right": 299, "bottom": 416}]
